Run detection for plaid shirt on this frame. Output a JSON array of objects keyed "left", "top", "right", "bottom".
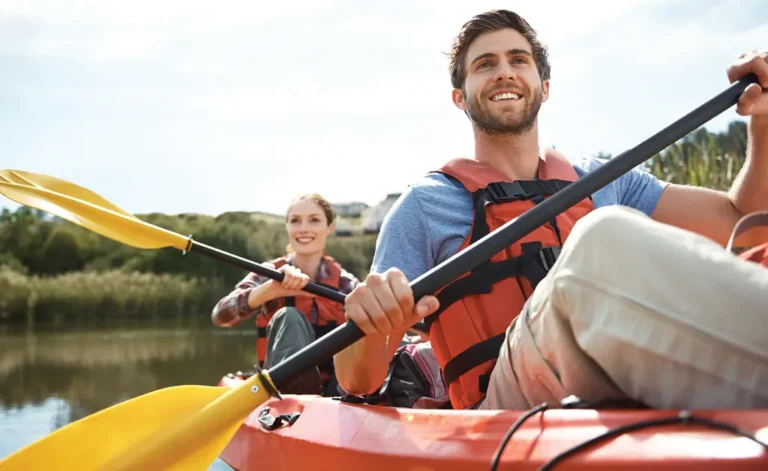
[{"left": 211, "top": 256, "right": 360, "bottom": 327}]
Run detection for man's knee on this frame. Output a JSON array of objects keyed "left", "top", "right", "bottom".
[
  {"left": 268, "top": 307, "right": 306, "bottom": 328},
  {"left": 566, "top": 205, "right": 649, "bottom": 253}
]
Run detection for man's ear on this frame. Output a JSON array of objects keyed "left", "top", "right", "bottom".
[{"left": 452, "top": 88, "right": 467, "bottom": 111}]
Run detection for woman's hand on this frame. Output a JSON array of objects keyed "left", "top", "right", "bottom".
[{"left": 271, "top": 264, "right": 316, "bottom": 298}]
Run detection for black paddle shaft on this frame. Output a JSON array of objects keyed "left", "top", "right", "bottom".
[
  {"left": 188, "top": 242, "right": 346, "bottom": 303},
  {"left": 268, "top": 73, "right": 760, "bottom": 388}
]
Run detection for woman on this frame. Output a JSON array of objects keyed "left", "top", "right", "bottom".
[{"left": 211, "top": 193, "right": 359, "bottom": 396}]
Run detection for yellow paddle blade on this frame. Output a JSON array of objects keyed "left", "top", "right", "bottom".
[
  {"left": 0, "top": 170, "right": 135, "bottom": 217},
  {"left": 0, "top": 373, "right": 274, "bottom": 471},
  {"left": 0, "top": 170, "right": 189, "bottom": 251}
]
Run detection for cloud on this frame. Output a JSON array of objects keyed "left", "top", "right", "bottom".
[{"left": 1, "top": 0, "right": 765, "bottom": 217}]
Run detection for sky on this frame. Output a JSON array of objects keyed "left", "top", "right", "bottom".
[{"left": 1, "top": 0, "right": 766, "bottom": 216}]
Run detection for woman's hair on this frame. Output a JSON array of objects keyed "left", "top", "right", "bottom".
[{"left": 285, "top": 193, "right": 335, "bottom": 254}]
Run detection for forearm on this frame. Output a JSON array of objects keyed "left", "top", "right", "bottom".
[
  {"left": 244, "top": 280, "right": 279, "bottom": 310},
  {"left": 334, "top": 328, "right": 407, "bottom": 395},
  {"left": 729, "top": 116, "right": 768, "bottom": 215},
  {"left": 211, "top": 280, "right": 276, "bottom": 327}
]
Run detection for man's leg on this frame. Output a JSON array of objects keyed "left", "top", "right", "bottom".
[
  {"left": 482, "top": 205, "right": 768, "bottom": 410},
  {"left": 264, "top": 307, "right": 322, "bottom": 395}
]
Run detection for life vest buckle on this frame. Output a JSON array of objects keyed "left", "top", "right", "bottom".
[
  {"left": 486, "top": 181, "right": 530, "bottom": 203},
  {"left": 539, "top": 246, "right": 562, "bottom": 271}
]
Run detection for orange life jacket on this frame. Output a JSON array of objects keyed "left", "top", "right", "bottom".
[
  {"left": 255, "top": 255, "right": 346, "bottom": 367},
  {"left": 740, "top": 243, "right": 768, "bottom": 266},
  {"left": 423, "top": 148, "right": 595, "bottom": 410},
  {"left": 730, "top": 211, "right": 768, "bottom": 268}
]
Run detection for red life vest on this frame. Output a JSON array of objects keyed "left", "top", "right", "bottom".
[
  {"left": 423, "top": 148, "right": 595, "bottom": 409},
  {"left": 730, "top": 211, "right": 768, "bottom": 267},
  {"left": 255, "top": 255, "right": 346, "bottom": 366}
]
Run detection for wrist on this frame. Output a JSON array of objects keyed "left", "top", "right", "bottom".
[{"left": 264, "top": 279, "right": 281, "bottom": 297}]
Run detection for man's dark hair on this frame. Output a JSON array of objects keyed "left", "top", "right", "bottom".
[{"left": 448, "top": 10, "right": 551, "bottom": 89}]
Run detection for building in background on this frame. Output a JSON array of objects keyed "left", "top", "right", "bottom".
[
  {"left": 332, "top": 192, "right": 401, "bottom": 236},
  {"left": 331, "top": 201, "right": 369, "bottom": 218}
]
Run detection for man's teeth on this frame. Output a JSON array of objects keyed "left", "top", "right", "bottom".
[{"left": 492, "top": 92, "right": 521, "bottom": 101}]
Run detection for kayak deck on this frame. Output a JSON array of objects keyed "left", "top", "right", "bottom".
[{"left": 218, "top": 376, "right": 768, "bottom": 470}]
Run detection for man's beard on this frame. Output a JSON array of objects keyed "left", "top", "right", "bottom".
[{"left": 465, "top": 85, "right": 543, "bottom": 136}]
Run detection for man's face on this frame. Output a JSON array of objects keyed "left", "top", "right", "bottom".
[{"left": 453, "top": 28, "right": 549, "bottom": 136}]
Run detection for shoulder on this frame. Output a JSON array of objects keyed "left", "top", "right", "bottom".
[
  {"left": 569, "top": 155, "right": 668, "bottom": 215},
  {"left": 401, "top": 171, "right": 469, "bottom": 205},
  {"left": 379, "top": 172, "right": 469, "bottom": 232},
  {"left": 372, "top": 171, "right": 474, "bottom": 279},
  {"left": 569, "top": 155, "right": 607, "bottom": 176}
]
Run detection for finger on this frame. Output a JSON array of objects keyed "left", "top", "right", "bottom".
[
  {"left": 385, "top": 269, "right": 413, "bottom": 325},
  {"left": 284, "top": 270, "right": 301, "bottom": 290},
  {"left": 297, "top": 274, "right": 311, "bottom": 289},
  {"left": 753, "top": 54, "right": 768, "bottom": 88},
  {"left": 366, "top": 272, "right": 405, "bottom": 329},
  {"left": 344, "top": 302, "right": 379, "bottom": 336},
  {"left": 287, "top": 267, "right": 303, "bottom": 289},
  {"left": 360, "top": 275, "right": 395, "bottom": 333},
  {"left": 736, "top": 83, "right": 762, "bottom": 116},
  {"left": 280, "top": 269, "right": 293, "bottom": 288},
  {"left": 728, "top": 52, "right": 768, "bottom": 87},
  {"left": 278, "top": 265, "right": 292, "bottom": 286},
  {"left": 413, "top": 295, "right": 440, "bottom": 319}
]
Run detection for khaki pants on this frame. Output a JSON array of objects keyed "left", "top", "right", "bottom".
[{"left": 480, "top": 205, "right": 768, "bottom": 410}]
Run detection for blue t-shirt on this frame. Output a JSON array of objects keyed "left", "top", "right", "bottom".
[{"left": 371, "top": 156, "right": 668, "bottom": 280}]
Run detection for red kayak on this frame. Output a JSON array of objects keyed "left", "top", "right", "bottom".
[{"left": 217, "top": 373, "right": 768, "bottom": 471}]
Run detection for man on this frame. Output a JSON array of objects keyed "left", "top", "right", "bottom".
[{"left": 333, "top": 9, "right": 768, "bottom": 410}]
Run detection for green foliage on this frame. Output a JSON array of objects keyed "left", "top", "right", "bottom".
[
  {"left": 647, "top": 121, "right": 747, "bottom": 190},
  {"left": 0, "top": 268, "right": 218, "bottom": 325}
]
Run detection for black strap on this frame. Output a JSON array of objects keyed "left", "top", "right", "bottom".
[
  {"left": 312, "top": 322, "right": 337, "bottom": 339},
  {"left": 470, "top": 190, "right": 491, "bottom": 246},
  {"left": 256, "top": 326, "right": 268, "bottom": 338},
  {"left": 442, "top": 333, "right": 506, "bottom": 388},
  {"left": 423, "top": 243, "right": 559, "bottom": 330},
  {"left": 258, "top": 407, "right": 301, "bottom": 430},
  {"left": 485, "top": 179, "right": 571, "bottom": 204},
  {"left": 284, "top": 296, "right": 295, "bottom": 308}
]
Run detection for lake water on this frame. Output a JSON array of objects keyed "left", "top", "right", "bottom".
[{"left": 0, "top": 319, "right": 262, "bottom": 470}]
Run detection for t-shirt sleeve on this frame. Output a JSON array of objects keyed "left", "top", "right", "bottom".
[
  {"left": 616, "top": 165, "right": 669, "bottom": 216},
  {"left": 370, "top": 187, "right": 435, "bottom": 281},
  {"left": 574, "top": 156, "right": 668, "bottom": 217}
]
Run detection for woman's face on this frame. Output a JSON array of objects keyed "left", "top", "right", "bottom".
[{"left": 286, "top": 199, "right": 334, "bottom": 256}]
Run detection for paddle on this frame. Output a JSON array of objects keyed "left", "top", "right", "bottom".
[{"left": 0, "top": 73, "right": 758, "bottom": 471}]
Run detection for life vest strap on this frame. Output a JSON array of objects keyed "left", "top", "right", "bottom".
[
  {"left": 424, "top": 243, "right": 561, "bottom": 330},
  {"left": 313, "top": 322, "right": 337, "bottom": 339},
  {"left": 485, "top": 179, "right": 572, "bottom": 204},
  {"left": 442, "top": 333, "right": 506, "bottom": 389}
]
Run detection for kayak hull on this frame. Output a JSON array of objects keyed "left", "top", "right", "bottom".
[{"left": 217, "top": 374, "right": 768, "bottom": 470}]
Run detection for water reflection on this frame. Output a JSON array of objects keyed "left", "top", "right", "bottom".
[{"left": 0, "top": 319, "right": 259, "bottom": 470}]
